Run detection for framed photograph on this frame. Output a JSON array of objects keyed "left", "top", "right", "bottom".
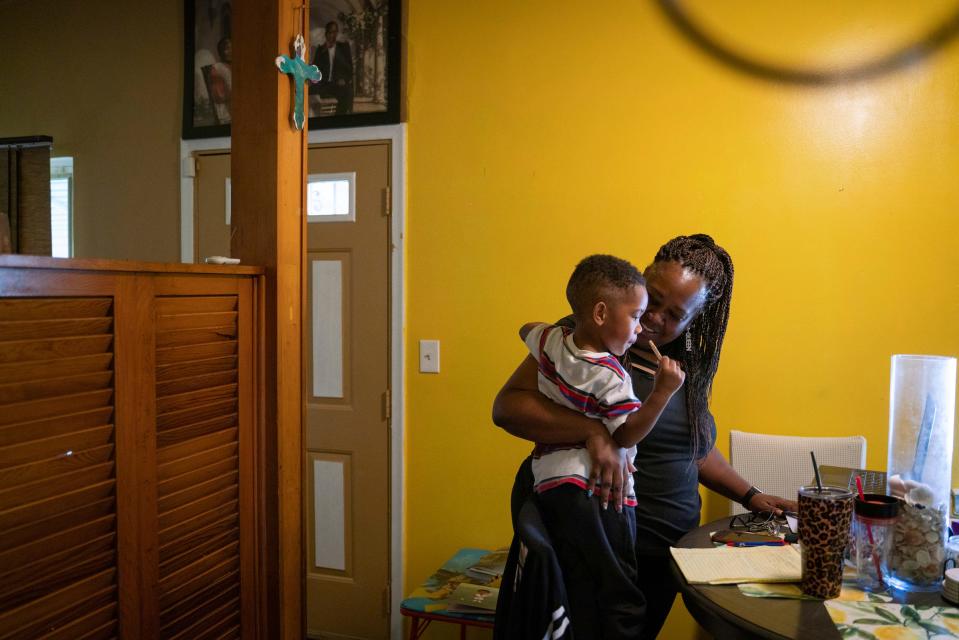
[
  {"left": 183, "top": 0, "right": 400, "bottom": 139},
  {"left": 183, "top": 0, "right": 234, "bottom": 139},
  {"left": 307, "top": 0, "right": 400, "bottom": 130}
]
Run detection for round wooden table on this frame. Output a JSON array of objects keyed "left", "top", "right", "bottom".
[{"left": 671, "top": 518, "right": 947, "bottom": 639}]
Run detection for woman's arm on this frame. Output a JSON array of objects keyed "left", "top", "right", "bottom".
[
  {"left": 493, "top": 356, "right": 605, "bottom": 443},
  {"left": 697, "top": 446, "right": 798, "bottom": 515},
  {"left": 492, "top": 355, "right": 631, "bottom": 508}
]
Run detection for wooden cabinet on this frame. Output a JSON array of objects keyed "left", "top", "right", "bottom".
[{"left": 0, "top": 257, "right": 264, "bottom": 639}]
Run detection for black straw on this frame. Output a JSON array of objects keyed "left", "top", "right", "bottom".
[{"left": 810, "top": 451, "right": 823, "bottom": 493}]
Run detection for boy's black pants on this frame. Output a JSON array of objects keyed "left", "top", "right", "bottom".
[{"left": 535, "top": 485, "right": 646, "bottom": 639}]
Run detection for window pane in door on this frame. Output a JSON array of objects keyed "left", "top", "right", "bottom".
[{"left": 307, "top": 172, "right": 355, "bottom": 222}]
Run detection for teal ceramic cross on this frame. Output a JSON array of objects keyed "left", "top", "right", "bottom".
[{"left": 275, "top": 34, "right": 321, "bottom": 130}]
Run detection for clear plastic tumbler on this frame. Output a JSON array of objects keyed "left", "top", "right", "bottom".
[
  {"left": 853, "top": 494, "right": 899, "bottom": 592},
  {"left": 885, "top": 355, "right": 956, "bottom": 592}
]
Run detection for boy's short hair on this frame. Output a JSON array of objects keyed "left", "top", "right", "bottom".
[{"left": 566, "top": 254, "right": 645, "bottom": 317}]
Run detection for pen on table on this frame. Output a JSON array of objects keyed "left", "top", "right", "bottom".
[
  {"left": 648, "top": 340, "right": 663, "bottom": 361},
  {"left": 725, "top": 541, "right": 788, "bottom": 547}
]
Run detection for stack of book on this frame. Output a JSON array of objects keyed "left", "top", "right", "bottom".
[
  {"left": 465, "top": 547, "right": 508, "bottom": 585},
  {"left": 445, "top": 548, "right": 508, "bottom": 616},
  {"left": 400, "top": 547, "right": 509, "bottom": 619},
  {"left": 446, "top": 582, "right": 499, "bottom": 616}
]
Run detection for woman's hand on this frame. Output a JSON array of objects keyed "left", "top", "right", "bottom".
[
  {"left": 493, "top": 355, "right": 632, "bottom": 509},
  {"left": 699, "top": 445, "right": 797, "bottom": 515},
  {"left": 747, "top": 492, "right": 797, "bottom": 516},
  {"left": 585, "top": 433, "right": 632, "bottom": 512}
]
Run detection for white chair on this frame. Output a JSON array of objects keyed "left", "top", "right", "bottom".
[{"left": 728, "top": 430, "right": 866, "bottom": 514}]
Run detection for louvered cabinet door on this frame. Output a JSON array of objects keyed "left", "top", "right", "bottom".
[
  {"left": 0, "top": 293, "right": 121, "bottom": 639},
  {"left": 153, "top": 277, "right": 255, "bottom": 640},
  {"left": 0, "top": 265, "right": 260, "bottom": 640}
]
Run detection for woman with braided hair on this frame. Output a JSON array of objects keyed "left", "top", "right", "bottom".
[{"left": 493, "top": 234, "right": 797, "bottom": 638}]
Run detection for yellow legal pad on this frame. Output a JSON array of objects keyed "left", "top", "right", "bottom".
[{"left": 669, "top": 545, "right": 802, "bottom": 585}]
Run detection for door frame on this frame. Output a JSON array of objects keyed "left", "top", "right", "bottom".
[{"left": 180, "top": 124, "right": 407, "bottom": 637}]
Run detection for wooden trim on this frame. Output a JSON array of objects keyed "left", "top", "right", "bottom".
[
  {"left": 232, "top": 0, "right": 305, "bottom": 635},
  {"left": 237, "top": 276, "right": 259, "bottom": 637},
  {"left": 154, "top": 274, "right": 246, "bottom": 296},
  {"left": 0, "top": 266, "right": 118, "bottom": 296},
  {"left": 114, "top": 273, "right": 160, "bottom": 639},
  {"left": 254, "top": 273, "right": 270, "bottom": 638},
  {"left": 0, "top": 254, "right": 263, "bottom": 275}
]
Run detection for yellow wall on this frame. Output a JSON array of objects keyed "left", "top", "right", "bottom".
[
  {"left": 404, "top": 3, "right": 959, "bottom": 638},
  {"left": 0, "top": 0, "right": 182, "bottom": 262}
]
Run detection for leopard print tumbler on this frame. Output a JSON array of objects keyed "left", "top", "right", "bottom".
[{"left": 798, "top": 485, "right": 855, "bottom": 599}]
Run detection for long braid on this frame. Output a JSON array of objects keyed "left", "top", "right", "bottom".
[{"left": 654, "top": 234, "right": 734, "bottom": 460}]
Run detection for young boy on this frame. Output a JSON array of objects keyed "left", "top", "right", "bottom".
[{"left": 519, "top": 254, "right": 684, "bottom": 637}]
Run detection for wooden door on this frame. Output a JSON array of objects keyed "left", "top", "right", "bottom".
[
  {"left": 153, "top": 274, "right": 257, "bottom": 639},
  {"left": 303, "top": 142, "right": 391, "bottom": 638},
  {"left": 194, "top": 152, "right": 233, "bottom": 262},
  {"left": 0, "top": 287, "right": 123, "bottom": 639}
]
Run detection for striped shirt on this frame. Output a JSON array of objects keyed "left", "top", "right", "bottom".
[{"left": 524, "top": 323, "right": 639, "bottom": 505}]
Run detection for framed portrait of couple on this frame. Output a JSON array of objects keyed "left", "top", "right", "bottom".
[{"left": 182, "top": 0, "right": 401, "bottom": 139}]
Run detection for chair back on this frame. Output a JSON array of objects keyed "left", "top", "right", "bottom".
[{"left": 728, "top": 430, "right": 866, "bottom": 514}]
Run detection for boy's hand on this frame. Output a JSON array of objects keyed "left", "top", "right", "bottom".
[{"left": 653, "top": 356, "right": 685, "bottom": 395}]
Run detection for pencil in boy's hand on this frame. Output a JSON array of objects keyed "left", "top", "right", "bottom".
[{"left": 648, "top": 340, "right": 663, "bottom": 361}]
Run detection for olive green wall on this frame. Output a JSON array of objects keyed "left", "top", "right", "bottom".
[{"left": 0, "top": 0, "right": 182, "bottom": 261}]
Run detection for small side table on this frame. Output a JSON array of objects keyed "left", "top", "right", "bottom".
[
  {"left": 400, "top": 607, "right": 494, "bottom": 640},
  {"left": 400, "top": 547, "right": 501, "bottom": 639}
]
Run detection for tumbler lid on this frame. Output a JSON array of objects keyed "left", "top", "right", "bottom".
[{"left": 855, "top": 493, "right": 900, "bottom": 519}]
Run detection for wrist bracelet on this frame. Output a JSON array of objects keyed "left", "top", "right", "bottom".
[{"left": 740, "top": 486, "right": 762, "bottom": 509}]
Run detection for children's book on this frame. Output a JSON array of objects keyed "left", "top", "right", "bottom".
[
  {"left": 445, "top": 583, "right": 498, "bottom": 615},
  {"left": 464, "top": 547, "right": 509, "bottom": 584}
]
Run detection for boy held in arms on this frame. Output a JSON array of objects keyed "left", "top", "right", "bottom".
[
  {"left": 517, "top": 254, "right": 684, "bottom": 636},
  {"left": 521, "top": 254, "right": 685, "bottom": 505}
]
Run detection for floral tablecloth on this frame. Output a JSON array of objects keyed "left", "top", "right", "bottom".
[
  {"left": 824, "top": 601, "right": 959, "bottom": 639},
  {"left": 736, "top": 579, "right": 959, "bottom": 638}
]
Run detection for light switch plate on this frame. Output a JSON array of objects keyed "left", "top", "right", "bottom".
[{"left": 419, "top": 340, "right": 440, "bottom": 373}]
